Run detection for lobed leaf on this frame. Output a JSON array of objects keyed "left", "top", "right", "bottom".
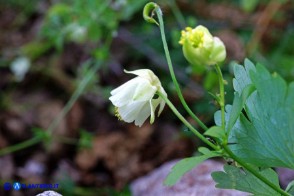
[
  {"left": 217, "top": 59, "right": 294, "bottom": 169},
  {"left": 212, "top": 165, "right": 281, "bottom": 195}
]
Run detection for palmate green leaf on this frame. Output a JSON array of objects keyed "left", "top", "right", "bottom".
[
  {"left": 212, "top": 165, "right": 281, "bottom": 196},
  {"left": 164, "top": 148, "right": 219, "bottom": 186},
  {"left": 218, "top": 59, "right": 294, "bottom": 169}
]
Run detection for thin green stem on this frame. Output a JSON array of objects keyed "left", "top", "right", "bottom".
[
  {"left": 0, "top": 66, "right": 97, "bottom": 156},
  {"left": 155, "top": 7, "right": 208, "bottom": 131},
  {"left": 0, "top": 23, "right": 113, "bottom": 157},
  {"left": 47, "top": 34, "right": 112, "bottom": 134},
  {"left": 223, "top": 145, "right": 290, "bottom": 196},
  {"left": 47, "top": 62, "right": 100, "bottom": 134},
  {"left": 215, "top": 64, "right": 225, "bottom": 130},
  {"left": 0, "top": 136, "right": 42, "bottom": 156},
  {"left": 158, "top": 91, "right": 218, "bottom": 150}
]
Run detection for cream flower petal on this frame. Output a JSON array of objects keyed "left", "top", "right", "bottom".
[
  {"left": 134, "top": 95, "right": 163, "bottom": 126},
  {"left": 110, "top": 77, "right": 141, "bottom": 107},
  {"left": 124, "top": 69, "right": 153, "bottom": 77},
  {"left": 110, "top": 77, "right": 140, "bottom": 95},
  {"left": 118, "top": 101, "right": 146, "bottom": 123},
  {"left": 124, "top": 69, "right": 161, "bottom": 89},
  {"left": 157, "top": 87, "right": 167, "bottom": 116},
  {"left": 134, "top": 101, "right": 152, "bottom": 127},
  {"left": 111, "top": 77, "right": 156, "bottom": 106},
  {"left": 149, "top": 99, "right": 158, "bottom": 124},
  {"left": 132, "top": 79, "right": 157, "bottom": 102}
]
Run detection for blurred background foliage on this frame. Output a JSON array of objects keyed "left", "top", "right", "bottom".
[{"left": 0, "top": 0, "right": 293, "bottom": 195}]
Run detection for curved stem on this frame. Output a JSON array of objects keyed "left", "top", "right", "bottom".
[
  {"left": 0, "top": 136, "right": 42, "bottom": 156},
  {"left": 157, "top": 91, "right": 218, "bottom": 150},
  {"left": 215, "top": 64, "right": 226, "bottom": 130},
  {"left": 155, "top": 7, "right": 208, "bottom": 131},
  {"left": 223, "top": 145, "right": 290, "bottom": 196}
]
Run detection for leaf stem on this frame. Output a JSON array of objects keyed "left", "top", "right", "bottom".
[
  {"left": 223, "top": 145, "right": 290, "bottom": 196},
  {"left": 157, "top": 91, "right": 218, "bottom": 150},
  {"left": 154, "top": 7, "right": 208, "bottom": 131},
  {"left": 215, "top": 64, "right": 226, "bottom": 130}
]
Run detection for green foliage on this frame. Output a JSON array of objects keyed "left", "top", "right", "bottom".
[
  {"left": 164, "top": 147, "right": 219, "bottom": 186},
  {"left": 39, "top": 0, "right": 149, "bottom": 52},
  {"left": 58, "top": 174, "right": 76, "bottom": 195},
  {"left": 240, "top": 0, "right": 259, "bottom": 12},
  {"left": 40, "top": 0, "right": 115, "bottom": 50},
  {"left": 21, "top": 41, "right": 52, "bottom": 60},
  {"left": 204, "top": 71, "right": 218, "bottom": 91},
  {"left": 270, "top": 28, "right": 294, "bottom": 81},
  {"left": 78, "top": 130, "right": 93, "bottom": 149},
  {"left": 0, "top": 0, "right": 39, "bottom": 15},
  {"left": 226, "top": 84, "right": 255, "bottom": 133},
  {"left": 204, "top": 126, "right": 225, "bottom": 142},
  {"left": 215, "top": 59, "right": 294, "bottom": 169},
  {"left": 212, "top": 165, "right": 281, "bottom": 195},
  {"left": 286, "top": 181, "right": 294, "bottom": 195},
  {"left": 32, "top": 127, "right": 51, "bottom": 142},
  {"left": 75, "top": 60, "right": 100, "bottom": 93}
]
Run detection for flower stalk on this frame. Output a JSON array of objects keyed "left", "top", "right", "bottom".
[
  {"left": 215, "top": 64, "right": 226, "bottom": 130},
  {"left": 149, "top": 4, "right": 208, "bottom": 131},
  {"left": 157, "top": 91, "right": 218, "bottom": 150}
]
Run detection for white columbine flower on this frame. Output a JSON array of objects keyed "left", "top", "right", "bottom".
[{"left": 109, "top": 69, "right": 167, "bottom": 127}]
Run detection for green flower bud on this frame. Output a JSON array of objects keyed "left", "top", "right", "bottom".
[{"left": 179, "top": 25, "right": 226, "bottom": 72}]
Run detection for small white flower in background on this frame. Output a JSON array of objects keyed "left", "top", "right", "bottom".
[
  {"left": 10, "top": 56, "right": 30, "bottom": 81},
  {"left": 109, "top": 69, "right": 167, "bottom": 127},
  {"left": 64, "top": 23, "right": 87, "bottom": 43}
]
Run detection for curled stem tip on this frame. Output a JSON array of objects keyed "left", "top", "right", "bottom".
[{"left": 143, "top": 2, "right": 161, "bottom": 26}]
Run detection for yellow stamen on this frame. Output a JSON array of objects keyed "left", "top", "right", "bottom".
[
  {"left": 179, "top": 27, "right": 204, "bottom": 48},
  {"left": 114, "top": 107, "right": 123, "bottom": 121}
]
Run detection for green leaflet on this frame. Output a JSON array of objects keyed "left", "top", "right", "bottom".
[
  {"left": 204, "top": 126, "right": 225, "bottom": 141},
  {"left": 212, "top": 165, "right": 281, "bottom": 196},
  {"left": 286, "top": 181, "right": 294, "bottom": 195},
  {"left": 164, "top": 148, "right": 219, "bottom": 186},
  {"left": 216, "top": 59, "right": 294, "bottom": 169},
  {"left": 226, "top": 84, "right": 255, "bottom": 133}
]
